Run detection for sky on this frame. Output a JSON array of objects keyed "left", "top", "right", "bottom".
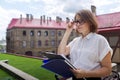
[{"left": 0, "top": 0, "right": 120, "bottom": 40}]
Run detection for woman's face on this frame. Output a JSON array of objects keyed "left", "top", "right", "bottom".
[{"left": 74, "top": 14, "right": 90, "bottom": 36}]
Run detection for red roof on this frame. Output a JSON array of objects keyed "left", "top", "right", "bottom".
[
  {"left": 7, "top": 18, "right": 67, "bottom": 30},
  {"left": 7, "top": 12, "right": 120, "bottom": 32},
  {"left": 8, "top": 19, "right": 18, "bottom": 29},
  {"left": 97, "top": 12, "right": 120, "bottom": 32}
]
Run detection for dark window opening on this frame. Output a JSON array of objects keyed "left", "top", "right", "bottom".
[
  {"left": 30, "top": 31, "right": 34, "bottom": 36},
  {"left": 44, "top": 31, "right": 48, "bottom": 36},
  {"left": 23, "top": 30, "right": 26, "bottom": 36}
]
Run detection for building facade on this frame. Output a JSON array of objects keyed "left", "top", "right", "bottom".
[
  {"left": 97, "top": 12, "right": 120, "bottom": 64},
  {"left": 6, "top": 15, "right": 77, "bottom": 57}
]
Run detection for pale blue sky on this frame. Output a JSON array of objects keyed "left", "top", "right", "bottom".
[{"left": 0, "top": 0, "right": 120, "bottom": 40}]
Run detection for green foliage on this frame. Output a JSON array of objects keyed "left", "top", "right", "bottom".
[{"left": 0, "top": 54, "right": 56, "bottom": 80}]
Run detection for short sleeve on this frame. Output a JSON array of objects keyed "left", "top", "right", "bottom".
[{"left": 98, "top": 36, "right": 113, "bottom": 61}]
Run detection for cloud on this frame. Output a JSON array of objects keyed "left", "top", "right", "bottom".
[
  {"left": 63, "top": 0, "right": 91, "bottom": 13},
  {"left": 0, "top": 6, "right": 25, "bottom": 40},
  {"left": 92, "top": 0, "right": 113, "bottom": 7},
  {"left": 93, "top": 0, "right": 120, "bottom": 15},
  {"left": 39, "top": 0, "right": 66, "bottom": 19},
  {"left": 42, "top": 0, "right": 92, "bottom": 20},
  {"left": 110, "top": 6, "right": 120, "bottom": 13},
  {"left": 5, "top": 0, "right": 31, "bottom": 3}
]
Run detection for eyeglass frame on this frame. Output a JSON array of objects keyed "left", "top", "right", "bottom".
[{"left": 73, "top": 19, "right": 86, "bottom": 26}]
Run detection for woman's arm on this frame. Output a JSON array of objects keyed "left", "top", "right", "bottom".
[
  {"left": 71, "top": 52, "right": 112, "bottom": 78},
  {"left": 57, "top": 22, "right": 74, "bottom": 55}
]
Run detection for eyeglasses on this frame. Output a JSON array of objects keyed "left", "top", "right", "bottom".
[{"left": 73, "top": 19, "right": 85, "bottom": 26}]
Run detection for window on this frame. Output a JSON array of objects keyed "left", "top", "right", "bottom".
[
  {"left": 30, "top": 41, "right": 34, "bottom": 48},
  {"left": 30, "top": 30, "right": 34, "bottom": 36},
  {"left": 51, "top": 31, "right": 55, "bottom": 36},
  {"left": 38, "top": 40, "right": 42, "bottom": 47},
  {"left": 23, "top": 30, "right": 26, "bottom": 36},
  {"left": 38, "top": 31, "right": 41, "bottom": 36},
  {"left": 45, "top": 40, "right": 49, "bottom": 46},
  {"left": 51, "top": 40, "right": 55, "bottom": 46},
  {"left": 58, "top": 31, "right": 62, "bottom": 36},
  {"left": 22, "top": 41, "right": 26, "bottom": 48},
  {"left": 44, "top": 31, "right": 48, "bottom": 36}
]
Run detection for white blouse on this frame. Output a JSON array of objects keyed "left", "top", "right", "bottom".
[{"left": 68, "top": 33, "right": 113, "bottom": 71}]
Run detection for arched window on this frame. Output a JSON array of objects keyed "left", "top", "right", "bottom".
[
  {"left": 38, "top": 31, "right": 41, "bottom": 36},
  {"left": 51, "top": 40, "right": 55, "bottom": 46},
  {"left": 44, "top": 31, "right": 48, "bottom": 36},
  {"left": 22, "top": 41, "right": 26, "bottom": 48},
  {"left": 30, "top": 30, "right": 34, "bottom": 36},
  {"left": 45, "top": 40, "right": 49, "bottom": 46},
  {"left": 38, "top": 40, "right": 42, "bottom": 47},
  {"left": 30, "top": 40, "right": 34, "bottom": 48},
  {"left": 51, "top": 31, "right": 55, "bottom": 36},
  {"left": 23, "top": 30, "right": 26, "bottom": 36},
  {"left": 58, "top": 31, "right": 62, "bottom": 36}
]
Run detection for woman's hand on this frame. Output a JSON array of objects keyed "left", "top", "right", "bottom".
[
  {"left": 66, "top": 21, "right": 75, "bottom": 31},
  {"left": 71, "top": 68, "right": 86, "bottom": 78}
]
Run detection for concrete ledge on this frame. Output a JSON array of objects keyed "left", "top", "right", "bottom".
[
  {"left": 0, "top": 60, "right": 39, "bottom": 80},
  {"left": 0, "top": 60, "right": 9, "bottom": 63}
]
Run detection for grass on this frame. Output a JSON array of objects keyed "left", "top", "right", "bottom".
[
  {"left": 0, "top": 69, "right": 15, "bottom": 80},
  {"left": 0, "top": 53, "right": 56, "bottom": 80}
]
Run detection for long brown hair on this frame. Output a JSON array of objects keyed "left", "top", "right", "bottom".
[{"left": 74, "top": 9, "right": 98, "bottom": 33}]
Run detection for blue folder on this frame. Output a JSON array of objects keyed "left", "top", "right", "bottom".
[{"left": 41, "top": 59, "right": 75, "bottom": 78}]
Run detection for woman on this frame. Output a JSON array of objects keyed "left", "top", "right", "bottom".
[{"left": 58, "top": 9, "right": 112, "bottom": 80}]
